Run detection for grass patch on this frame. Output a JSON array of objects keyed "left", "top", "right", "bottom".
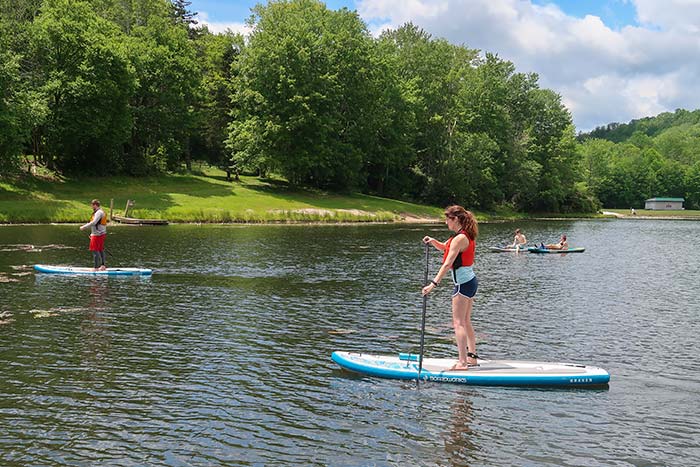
[
  {"left": 0, "top": 165, "right": 607, "bottom": 224},
  {"left": 0, "top": 168, "right": 442, "bottom": 223}
]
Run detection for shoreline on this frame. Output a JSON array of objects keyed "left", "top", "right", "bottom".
[
  {"left": 5, "top": 213, "right": 700, "bottom": 226},
  {"left": 0, "top": 215, "right": 621, "bottom": 227}
]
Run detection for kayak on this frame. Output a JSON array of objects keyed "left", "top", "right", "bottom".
[
  {"left": 34, "top": 265, "right": 152, "bottom": 276},
  {"left": 528, "top": 247, "right": 585, "bottom": 254},
  {"left": 331, "top": 351, "right": 609, "bottom": 387},
  {"left": 488, "top": 246, "right": 528, "bottom": 252}
]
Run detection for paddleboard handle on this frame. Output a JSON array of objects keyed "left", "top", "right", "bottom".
[{"left": 399, "top": 353, "right": 419, "bottom": 362}]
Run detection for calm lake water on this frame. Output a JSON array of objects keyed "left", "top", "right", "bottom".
[{"left": 0, "top": 220, "right": 698, "bottom": 466}]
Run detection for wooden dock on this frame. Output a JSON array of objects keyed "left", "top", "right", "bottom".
[{"left": 110, "top": 199, "right": 169, "bottom": 225}]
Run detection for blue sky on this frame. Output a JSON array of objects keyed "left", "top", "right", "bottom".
[
  {"left": 531, "top": 0, "right": 637, "bottom": 29},
  {"left": 189, "top": 0, "right": 638, "bottom": 29},
  {"left": 188, "top": 0, "right": 700, "bottom": 131}
]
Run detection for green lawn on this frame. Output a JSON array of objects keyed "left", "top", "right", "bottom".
[
  {"left": 606, "top": 209, "right": 700, "bottom": 218},
  {"left": 0, "top": 168, "right": 443, "bottom": 223}
]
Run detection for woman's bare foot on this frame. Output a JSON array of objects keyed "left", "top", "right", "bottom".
[
  {"left": 98, "top": 265, "right": 107, "bottom": 271},
  {"left": 448, "top": 361, "right": 470, "bottom": 371}
]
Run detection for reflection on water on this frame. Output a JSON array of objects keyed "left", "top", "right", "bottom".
[
  {"left": 0, "top": 221, "right": 699, "bottom": 466},
  {"left": 443, "top": 394, "right": 478, "bottom": 467}
]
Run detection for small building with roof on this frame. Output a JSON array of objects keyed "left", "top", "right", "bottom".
[{"left": 644, "top": 197, "right": 684, "bottom": 210}]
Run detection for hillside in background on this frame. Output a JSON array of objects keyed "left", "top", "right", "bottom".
[
  {"left": 580, "top": 108, "right": 700, "bottom": 143},
  {"left": 578, "top": 108, "right": 700, "bottom": 209}
]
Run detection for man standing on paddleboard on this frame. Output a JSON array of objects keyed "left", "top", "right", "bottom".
[
  {"left": 79, "top": 199, "right": 107, "bottom": 271},
  {"left": 421, "top": 205, "right": 479, "bottom": 371}
]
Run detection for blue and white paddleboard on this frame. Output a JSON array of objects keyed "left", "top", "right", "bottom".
[
  {"left": 332, "top": 352, "right": 609, "bottom": 387},
  {"left": 528, "top": 247, "right": 585, "bottom": 254},
  {"left": 34, "top": 265, "right": 152, "bottom": 276}
]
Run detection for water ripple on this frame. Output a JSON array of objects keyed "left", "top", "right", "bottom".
[{"left": 0, "top": 222, "right": 698, "bottom": 466}]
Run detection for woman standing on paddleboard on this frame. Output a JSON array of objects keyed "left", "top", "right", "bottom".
[{"left": 422, "top": 205, "right": 479, "bottom": 370}]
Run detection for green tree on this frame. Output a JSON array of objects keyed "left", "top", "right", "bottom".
[
  {"left": 170, "top": 0, "right": 198, "bottom": 29},
  {"left": 123, "top": 4, "right": 201, "bottom": 173},
  {"left": 654, "top": 123, "right": 700, "bottom": 165},
  {"left": 525, "top": 89, "right": 579, "bottom": 211},
  {"left": 684, "top": 162, "right": 700, "bottom": 209},
  {"left": 0, "top": 43, "right": 23, "bottom": 171},
  {"left": 379, "top": 24, "right": 482, "bottom": 205},
  {"left": 579, "top": 138, "right": 615, "bottom": 193},
  {"left": 190, "top": 28, "right": 243, "bottom": 179},
  {"left": 458, "top": 53, "right": 539, "bottom": 209},
  {"left": 230, "top": 0, "right": 381, "bottom": 189},
  {"left": 363, "top": 27, "right": 420, "bottom": 197},
  {"left": 30, "top": 0, "right": 135, "bottom": 174}
]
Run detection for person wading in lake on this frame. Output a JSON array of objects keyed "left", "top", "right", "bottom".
[
  {"left": 79, "top": 199, "right": 107, "bottom": 270},
  {"left": 421, "top": 205, "right": 479, "bottom": 371}
]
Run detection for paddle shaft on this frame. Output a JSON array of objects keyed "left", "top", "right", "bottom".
[{"left": 417, "top": 243, "right": 429, "bottom": 385}]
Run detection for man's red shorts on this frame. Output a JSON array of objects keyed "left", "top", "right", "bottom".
[{"left": 89, "top": 234, "right": 105, "bottom": 251}]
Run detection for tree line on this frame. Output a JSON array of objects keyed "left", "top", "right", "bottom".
[
  {"left": 11, "top": 0, "right": 690, "bottom": 212},
  {"left": 579, "top": 108, "right": 700, "bottom": 209}
]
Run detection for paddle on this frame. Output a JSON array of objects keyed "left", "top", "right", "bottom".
[{"left": 417, "top": 242, "right": 429, "bottom": 387}]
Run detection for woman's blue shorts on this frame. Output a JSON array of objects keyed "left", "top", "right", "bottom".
[{"left": 452, "top": 276, "right": 478, "bottom": 298}]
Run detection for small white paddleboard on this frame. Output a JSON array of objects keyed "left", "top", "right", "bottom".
[
  {"left": 332, "top": 352, "right": 609, "bottom": 387},
  {"left": 488, "top": 246, "right": 527, "bottom": 252},
  {"left": 34, "top": 265, "right": 152, "bottom": 276}
]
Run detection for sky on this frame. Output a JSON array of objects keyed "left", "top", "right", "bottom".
[{"left": 188, "top": 0, "right": 700, "bottom": 132}]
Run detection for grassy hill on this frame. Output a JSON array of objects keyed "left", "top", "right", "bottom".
[{"left": 0, "top": 168, "right": 443, "bottom": 223}]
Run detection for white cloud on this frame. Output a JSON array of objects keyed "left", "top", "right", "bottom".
[
  {"left": 356, "top": 0, "right": 700, "bottom": 131},
  {"left": 633, "top": 0, "right": 700, "bottom": 32},
  {"left": 195, "top": 11, "right": 252, "bottom": 36}
]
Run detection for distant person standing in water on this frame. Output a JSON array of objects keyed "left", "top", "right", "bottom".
[
  {"left": 508, "top": 228, "right": 527, "bottom": 251},
  {"left": 80, "top": 199, "right": 107, "bottom": 270},
  {"left": 421, "top": 205, "right": 479, "bottom": 371}
]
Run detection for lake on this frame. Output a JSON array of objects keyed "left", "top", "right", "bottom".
[{"left": 0, "top": 220, "right": 698, "bottom": 466}]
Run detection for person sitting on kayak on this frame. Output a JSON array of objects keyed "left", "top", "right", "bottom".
[
  {"left": 508, "top": 229, "right": 527, "bottom": 250},
  {"left": 542, "top": 234, "right": 568, "bottom": 250},
  {"left": 79, "top": 199, "right": 107, "bottom": 271},
  {"left": 421, "top": 205, "right": 480, "bottom": 371}
]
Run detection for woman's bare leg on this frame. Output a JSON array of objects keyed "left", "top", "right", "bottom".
[
  {"left": 464, "top": 297, "right": 477, "bottom": 365},
  {"left": 451, "top": 294, "right": 470, "bottom": 369}
]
